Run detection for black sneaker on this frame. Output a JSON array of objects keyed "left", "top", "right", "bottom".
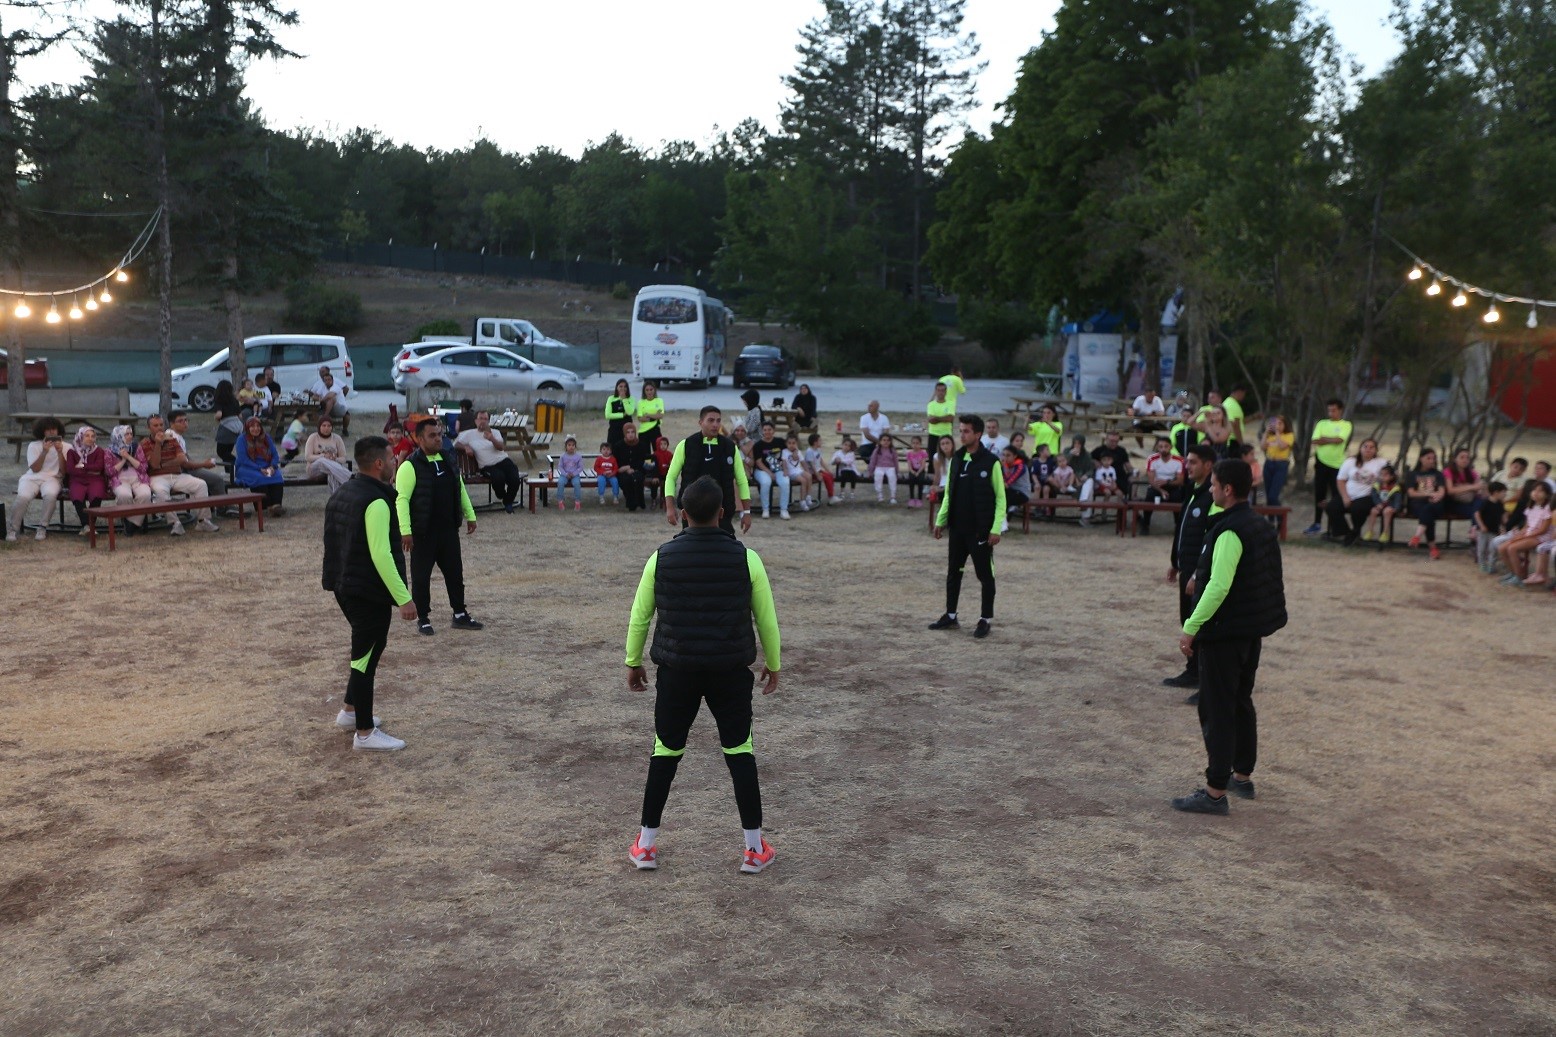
[
  {"left": 973, "top": 620, "right": 991, "bottom": 639},
  {"left": 927, "top": 614, "right": 959, "bottom": 631},
  {"left": 1171, "top": 788, "right": 1229, "bottom": 815},
  {"left": 1183, "top": 691, "right": 1200, "bottom": 706},
  {"left": 417, "top": 620, "right": 435, "bottom": 636},
  {"left": 451, "top": 612, "right": 485, "bottom": 630},
  {"left": 1227, "top": 776, "right": 1256, "bottom": 800},
  {"left": 1161, "top": 672, "right": 1197, "bottom": 688}
]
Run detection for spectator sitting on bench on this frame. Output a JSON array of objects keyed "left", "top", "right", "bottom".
[
  {"left": 1001, "top": 446, "right": 1029, "bottom": 516},
  {"left": 388, "top": 424, "right": 414, "bottom": 464},
  {"left": 234, "top": 416, "right": 286, "bottom": 517},
  {"left": 980, "top": 419, "right": 1009, "bottom": 456},
  {"left": 252, "top": 373, "right": 274, "bottom": 418},
  {"left": 143, "top": 415, "right": 218, "bottom": 536},
  {"left": 455, "top": 410, "right": 522, "bottom": 513},
  {"left": 1404, "top": 448, "right": 1447, "bottom": 559},
  {"left": 1048, "top": 451, "right": 1079, "bottom": 501},
  {"left": 310, "top": 365, "right": 348, "bottom": 421},
  {"left": 1128, "top": 386, "right": 1168, "bottom": 438},
  {"left": 831, "top": 437, "right": 860, "bottom": 500},
  {"left": 1490, "top": 457, "right": 1529, "bottom": 514},
  {"left": 1472, "top": 481, "right": 1507, "bottom": 572},
  {"left": 753, "top": 422, "right": 790, "bottom": 519},
  {"left": 616, "top": 422, "right": 657, "bottom": 513},
  {"left": 1498, "top": 481, "right": 1552, "bottom": 585},
  {"left": 1091, "top": 454, "right": 1124, "bottom": 505},
  {"left": 237, "top": 378, "right": 260, "bottom": 416},
  {"left": 1091, "top": 431, "right": 1133, "bottom": 500},
  {"left": 1362, "top": 465, "right": 1404, "bottom": 546},
  {"left": 1535, "top": 460, "right": 1556, "bottom": 492},
  {"left": 782, "top": 433, "right": 815, "bottom": 512},
  {"left": 169, "top": 411, "right": 227, "bottom": 503},
  {"left": 1442, "top": 447, "right": 1485, "bottom": 522},
  {"left": 1141, "top": 437, "right": 1184, "bottom": 533},
  {"left": 859, "top": 400, "right": 892, "bottom": 464},
  {"left": 868, "top": 432, "right": 900, "bottom": 505},
  {"left": 804, "top": 433, "right": 837, "bottom": 506},
  {"left": 595, "top": 442, "right": 622, "bottom": 506},
  {"left": 556, "top": 436, "right": 587, "bottom": 511},
  {"left": 280, "top": 411, "right": 310, "bottom": 464},
  {"left": 306, "top": 416, "right": 354, "bottom": 494},
  {"left": 1328, "top": 438, "right": 1385, "bottom": 545},
  {"left": 66, "top": 427, "right": 112, "bottom": 537},
  {"left": 7, "top": 417, "right": 65, "bottom": 542},
  {"left": 214, "top": 381, "right": 243, "bottom": 463},
  {"left": 904, "top": 435, "right": 931, "bottom": 508},
  {"left": 1030, "top": 443, "right": 1058, "bottom": 516},
  {"left": 108, "top": 424, "right": 152, "bottom": 538},
  {"left": 1239, "top": 444, "right": 1263, "bottom": 501}
]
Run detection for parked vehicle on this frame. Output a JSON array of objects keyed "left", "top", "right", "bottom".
[
  {"left": 391, "top": 342, "right": 454, "bottom": 391},
  {"left": 630, "top": 285, "right": 728, "bottom": 387},
  {"left": 394, "top": 318, "right": 581, "bottom": 390},
  {"left": 397, "top": 344, "right": 585, "bottom": 397},
  {"left": 733, "top": 344, "right": 796, "bottom": 388},
  {"left": 171, "top": 335, "right": 353, "bottom": 412},
  {"left": 0, "top": 347, "right": 50, "bottom": 389}
]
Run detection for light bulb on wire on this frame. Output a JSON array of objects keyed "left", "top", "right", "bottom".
[
  {"left": 85, "top": 294, "right": 98, "bottom": 312},
  {"left": 1483, "top": 302, "right": 1500, "bottom": 324},
  {"left": 14, "top": 299, "right": 30, "bottom": 318},
  {"left": 1408, "top": 265, "right": 1423, "bottom": 281},
  {"left": 99, "top": 287, "right": 112, "bottom": 304},
  {"left": 68, "top": 295, "right": 83, "bottom": 320},
  {"left": 1426, "top": 278, "right": 1442, "bottom": 297},
  {"left": 1452, "top": 289, "right": 1468, "bottom": 307},
  {"left": 1529, "top": 308, "right": 1540, "bottom": 330},
  {"left": 45, "top": 300, "right": 61, "bottom": 324},
  {"left": 114, "top": 269, "right": 129, "bottom": 283}
]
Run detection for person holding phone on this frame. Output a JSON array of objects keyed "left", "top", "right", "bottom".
[
  {"left": 7, "top": 416, "right": 67, "bottom": 541},
  {"left": 929, "top": 415, "right": 1006, "bottom": 640},
  {"left": 1261, "top": 415, "right": 1295, "bottom": 507}
]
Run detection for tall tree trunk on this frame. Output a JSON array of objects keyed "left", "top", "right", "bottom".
[
  {"left": 148, "top": 0, "right": 174, "bottom": 417},
  {"left": 223, "top": 248, "right": 243, "bottom": 382},
  {"left": 1349, "top": 186, "right": 1384, "bottom": 411},
  {"left": 1, "top": 22, "right": 26, "bottom": 413}
]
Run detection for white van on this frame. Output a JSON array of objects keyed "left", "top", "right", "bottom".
[
  {"left": 171, "top": 335, "right": 354, "bottom": 412},
  {"left": 630, "top": 285, "right": 728, "bottom": 387}
]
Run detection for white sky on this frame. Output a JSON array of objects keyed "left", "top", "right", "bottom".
[{"left": 18, "top": 0, "right": 1403, "bottom": 157}]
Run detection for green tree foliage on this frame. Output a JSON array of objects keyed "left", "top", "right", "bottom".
[{"left": 284, "top": 279, "right": 362, "bottom": 333}]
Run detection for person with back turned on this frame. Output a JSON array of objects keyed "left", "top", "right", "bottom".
[
  {"left": 664, "top": 405, "right": 753, "bottom": 535},
  {"left": 626, "top": 475, "right": 781, "bottom": 874},
  {"left": 396, "top": 418, "right": 484, "bottom": 636},
  {"left": 322, "top": 436, "right": 418, "bottom": 752},
  {"left": 928, "top": 414, "right": 1005, "bottom": 640},
  {"left": 1171, "top": 458, "right": 1287, "bottom": 814},
  {"left": 1162, "top": 443, "right": 1218, "bottom": 702}
]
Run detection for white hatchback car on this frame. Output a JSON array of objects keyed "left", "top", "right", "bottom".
[
  {"left": 171, "top": 335, "right": 354, "bottom": 412},
  {"left": 396, "top": 345, "right": 585, "bottom": 396}
]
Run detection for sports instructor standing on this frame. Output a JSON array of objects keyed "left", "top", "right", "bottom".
[
  {"left": 929, "top": 414, "right": 1004, "bottom": 640},
  {"left": 664, "top": 405, "right": 753, "bottom": 535},
  {"left": 627, "top": 475, "right": 781, "bottom": 874},
  {"left": 396, "top": 418, "right": 484, "bottom": 636},
  {"left": 1162, "top": 443, "right": 1219, "bottom": 702},
  {"left": 1171, "top": 459, "right": 1287, "bottom": 815},
  {"left": 322, "top": 436, "right": 418, "bottom": 752}
]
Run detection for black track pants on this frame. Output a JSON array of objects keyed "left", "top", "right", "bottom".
[
  {"left": 410, "top": 522, "right": 466, "bottom": 621},
  {"left": 1196, "top": 636, "right": 1260, "bottom": 791},
  {"left": 337, "top": 592, "right": 392, "bottom": 732},
  {"left": 945, "top": 527, "right": 995, "bottom": 619},
  {"left": 640, "top": 666, "right": 762, "bottom": 830}
]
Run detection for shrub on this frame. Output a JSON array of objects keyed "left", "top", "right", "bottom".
[
  {"left": 610, "top": 281, "right": 631, "bottom": 301},
  {"left": 415, "top": 319, "right": 464, "bottom": 339},
  {"left": 285, "top": 281, "right": 364, "bottom": 334}
]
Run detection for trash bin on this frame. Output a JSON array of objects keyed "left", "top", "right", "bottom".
[{"left": 536, "top": 399, "right": 565, "bottom": 433}]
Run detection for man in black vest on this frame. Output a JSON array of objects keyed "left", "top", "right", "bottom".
[
  {"left": 1163, "top": 444, "right": 1218, "bottom": 701},
  {"left": 1171, "top": 459, "right": 1287, "bottom": 814},
  {"left": 929, "top": 414, "right": 1005, "bottom": 639},
  {"left": 322, "top": 436, "right": 418, "bottom": 752},
  {"left": 395, "top": 418, "right": 483, "bottom": 636},
  {"left": 626, "top": 475, "right": 781, "bottom": 873},
  {"left": 663, "top": 405, "right": 753, "bottom": 535}
]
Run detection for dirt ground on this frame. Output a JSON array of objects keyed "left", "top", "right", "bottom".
[{"left": 1, "top": 410, "right": 1554, "bottom": 1037}]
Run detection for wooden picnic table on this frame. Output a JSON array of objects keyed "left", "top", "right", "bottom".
[
  {"left": 9, "top": 412, "right": 140, "bottom": 460},
  {"left": 760, "top": 407, "right": 813, "bottom": 435}
]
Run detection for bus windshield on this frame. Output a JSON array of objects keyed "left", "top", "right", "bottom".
[{"left": 637, "top": 297, "right": 699, "bottom": 324}]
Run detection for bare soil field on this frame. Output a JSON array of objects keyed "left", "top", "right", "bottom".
[{"left": 1, "top": 410, "right": 1553, "bottom": 1037}]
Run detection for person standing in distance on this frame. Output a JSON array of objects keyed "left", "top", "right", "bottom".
[
  {"left": 1163, "top": 444, "right": 1219, "bottom": 700},
  {"left": 1305, "top": 398, "right": 1352, "bottom": 536},
  {"left": 322, "top": 436, "right": 418, "bottom": 752},
  {"left": 626, "top": 475, "right": 781, "bottom": 874},
  {"left": 937, "top": 364, "right": 966, "bottom": 411},
  {"left": 929, "top": 414, "right": 1005, "bottom": 640},
  {"left": 395, "top": 418, "right": 483, "bottom": 636},
  {"left": 1171, "top": 459, "right": 1287, "bottom": 814},
  {"left": 664, "top": 405, "right": 753, "bottom": 536}
]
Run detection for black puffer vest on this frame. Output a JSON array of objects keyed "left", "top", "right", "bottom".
[
  {"left": 407, "top": 449, "right": 462, "bottom": 531},
  {"left": 323, "top": 474, "right": 405, "bottom": 605},
  {"left": 946, "top": 445, "right": 999, "bottom": 534},
  {"left": 648, "top": 527, "right": 756, "bottom": 671},
  {"left": 677, "top": 433, "right": 739, "bottom": 516},
  {"left": 1191, "top": 501, "right": 1288, "bottom": 642},
  {"left": 1172, "top": 479, "right": 1214, "bottom": 575}
]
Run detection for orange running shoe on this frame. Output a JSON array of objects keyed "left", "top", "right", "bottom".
[
  {"left": 1429, "top": 544, "right": 1441, "bottom": 560},
  {"left": 629, "top": 834, "right": 658, "bottom": 870},
  {"left": 1408, "top": 534, "right": 1422, "bottom": 549},
  {"left": 739, "top": 837, "right": 776, "bottom": 875}
]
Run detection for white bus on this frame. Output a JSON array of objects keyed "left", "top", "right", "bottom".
[{"left": 630, "top": 285, "right": 728, "bottom": 387}]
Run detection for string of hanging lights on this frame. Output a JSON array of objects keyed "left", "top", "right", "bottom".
[
  {"left": 1390, "top": 234, "right": 1553, "bottom": 330},
  {"left": 1, "top": 208, "right": 160, "bottom": 324}
]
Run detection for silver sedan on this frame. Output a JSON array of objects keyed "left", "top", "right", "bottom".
[{"left": 396, "top": 345, "right": 585, "bottom": 396}]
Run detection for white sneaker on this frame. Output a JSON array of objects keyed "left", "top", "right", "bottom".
[
  {"left": 780, "top": 510, "right": 791, "bottom": 520},
  {"left": 352, "top": 728, "right": 405, "bottom": 752},
  {"left": 169, "top": 521, "right": 186, "bottom": 536},
  {"left": 877, "top": 494, "right": 884, "bottom": 503},
  {"left": 760, "top": 510, "right": 770, "bottom": 519},
  {"left": 197, "top": 518, "right": 219, "bottom": 532},
  {"left": 4, "top": 529, "right": 15, "bottom": 542},
  {"left": 799, "top": 499, "right": 811, "bottom": 512},
  {"left": 335, "top": 709, "right": 381, "bottom": 729},
  {"left": 828, "top": 496, "right": 839, "bottom": 505},
  {"left": 889, "top": 498, "right": 898, "bottom": 505},
  {"left": 34, "top": 527, "right": 47, "bottom": 541}
]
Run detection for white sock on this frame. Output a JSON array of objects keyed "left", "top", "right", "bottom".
[
  {"left": 946, "top": 612, "right": 957, "bottom": 620},
  {"left": 638, "top": 826, "right": 659, "bottom": 850},
  {"left": 743, "top": 828, "right": 763, "bottom": 852},
  {"left": 981, "top": 617, "right": 993, "bottom": 624}
]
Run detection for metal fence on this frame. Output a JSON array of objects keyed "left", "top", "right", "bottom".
[{"left": 321, "top": 244, "right": 713, "bottom": 295}]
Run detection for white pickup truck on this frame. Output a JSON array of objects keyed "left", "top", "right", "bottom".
[{"left": 393, "top": 318, "right": 579, "bottom": 391}]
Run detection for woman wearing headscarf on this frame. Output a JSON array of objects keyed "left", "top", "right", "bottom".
[
  {"left": 233, "top": 415, "right": 287, "bottom": 516},
  {"left": 791, "top": 383, "right": 818, "bottom": 429},
  {"left": 108, "top": 424, "right": 152, "bottom": 537},
  {"left": 741, "top": 389, "right": 764, "bottom": 438},
  {"left": 65, "top": 427, "right": 113, "bottom": 536}
]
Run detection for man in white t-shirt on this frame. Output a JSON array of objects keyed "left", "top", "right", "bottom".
[
  {"left": 858, "top": 401, "right": 892, "bottom": 464},
  {"left": 1128, "top": 387, "right": 1168, "bottom": 444},
  {"left": 310, "top": 366, "right": 349, "bottom": 420},
  {"left": 980, "top": 418, "right": 1010, "bottom": 456},
  {"left": 454, "top": 410, "right": 523, "bottom": 512},
  {"left": 1141, "top": 437, "right": 1184, "bottom": 533}
]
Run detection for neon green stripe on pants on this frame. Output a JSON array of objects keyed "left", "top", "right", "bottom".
[
  {"left": 722, "top": 725, "right": 754, "bottom": 756},
  {"left": 350, "top": 646, "right": 376, "bottom": 674},
  {"left": 652, "top": 736, "right": 686, "bottom": 758}
]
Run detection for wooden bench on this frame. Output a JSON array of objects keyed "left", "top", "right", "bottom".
[
  {"left": 1121, "top": 500, "right": 1293, "bottom": 540},
  {"left": 85, "top": 492, "right": 266, "bottom": 551},
  {"left": 528, "top": 454, "right": 601, "bottom": 511},
  {"left": 1020, "top": 498, "right": 1128, "bottom": 534}
]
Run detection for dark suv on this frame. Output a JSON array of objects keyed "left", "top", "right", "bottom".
[{"left": 733, "top": 344, "right": 795, "bottom": 388}]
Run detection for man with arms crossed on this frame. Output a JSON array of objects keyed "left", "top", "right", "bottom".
[
  {"left": 323, "top": 436, "right": 418, "bottom": 752},
  {"left": 1171, "top": 458, "right": 1287, "bottom": 814},
  {"left": 664, "top": 405, "right": 753, "bottom": 536},
  {"left": 627, "top": 475, "right": 781, "bottom": 874},
  {"left": 929, "top": 415, "right": 1005, "bottom": 640}
]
